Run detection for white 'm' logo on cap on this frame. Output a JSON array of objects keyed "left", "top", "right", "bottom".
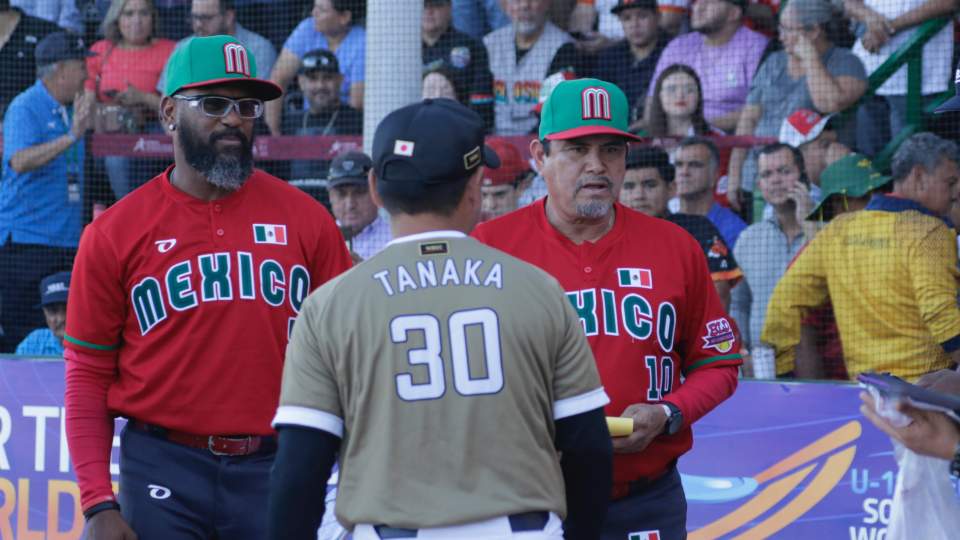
[
  {"left": 581, "top": 87, "right": 612, "bottom": 121},
  {"left": 223, "top": 43, "right": 251, "bottom": 76}
]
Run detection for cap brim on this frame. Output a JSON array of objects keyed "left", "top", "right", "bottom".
[
  {"left": 935, "top": 95, "right": 960, "bottom": 114},
  {"left": 546, "top": 125, "right": 643, "bottom": 141},
  {"left": 328, "top": 176, "right": 367, "bottom": 188},
  {"left": 482, "top": 145, "right": 501, "bottom": 169},
  {"left": 177, "top": 77, "right": 283, "bottom": 101}
]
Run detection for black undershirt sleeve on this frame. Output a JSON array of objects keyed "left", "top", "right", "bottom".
[
  {"left": 555, "top": 407, "right": 613, "bottom": 540},
  {"left": 267, "top": 426, "right": 341, "bottom": 540}
]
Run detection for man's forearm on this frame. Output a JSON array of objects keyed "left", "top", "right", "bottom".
[
  {"left": 64, "top": 349, "right": 118, "bottom": 511},
  {"left": 891, "top": 0, "right": 956, "bottom": 32},
  {"left": 9, "top": 133, "right": 78, "bottom": 173}
]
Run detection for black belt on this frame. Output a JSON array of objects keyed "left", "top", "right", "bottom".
[
  {"left": 611, "top": 461, "right": 678, "bottom": 500},
  {"left": 373, "top": 511, "right": 549, "bottom": 538}
]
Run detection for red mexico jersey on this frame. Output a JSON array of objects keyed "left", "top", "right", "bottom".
[
  {"left": 65, "top": 166, "right": 352, "bottom": 435},
  {"left": 474, "top": 199, "right": 741, "bottom": 483}
]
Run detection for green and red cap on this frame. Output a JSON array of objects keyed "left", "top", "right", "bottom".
[
  {"left": 538, "top": 78, "right": 642, "bottom": 141},
  {"left": 164, "top": 35, "right": 282, "bottom": 100}
]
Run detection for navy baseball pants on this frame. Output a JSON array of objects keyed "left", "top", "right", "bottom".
[
  {"left": 601, "top": 465, "right": 687, "bottom": 540},
  {"left": 118, "top": 423, "right": 276, "bottom": 539}
]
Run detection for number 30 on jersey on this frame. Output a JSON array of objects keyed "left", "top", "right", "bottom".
[{"left": 391, "top": 308, "right": 504, "bottom": 401}]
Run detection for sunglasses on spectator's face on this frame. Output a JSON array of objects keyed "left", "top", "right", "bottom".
[{"left": 172, "top": 95, "right": 264, "bottom": 119}]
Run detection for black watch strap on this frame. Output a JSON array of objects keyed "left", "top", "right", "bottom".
[
  {"left": 84, "top": 500, "right": 120, "bottom": 521},
  {"left": 662, "top": 401, "right": 683, "bottom": 436}
]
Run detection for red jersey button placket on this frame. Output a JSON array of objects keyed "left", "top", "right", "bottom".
[{"left": 211, "top": 203, "right": 225, "bottom": 242}]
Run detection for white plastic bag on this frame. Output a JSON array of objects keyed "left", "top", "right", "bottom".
[{"left": 886, "top": 440, "right": 960, "bottom": 540}]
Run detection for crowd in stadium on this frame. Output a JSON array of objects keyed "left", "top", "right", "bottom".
[{"left": 0, "top": 0, "right": 958, "bottom": 383}]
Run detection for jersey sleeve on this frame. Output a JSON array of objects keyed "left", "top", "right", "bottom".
[
  {"left": 64, "top": 223, "right": 126, "bottom": 356},
  {"left": 676, "top": 232, "right": 743, "bottom": 374},
  {"left": 760, "top": 234, "right": 830, "bottom": 375},
  {"left": 273, "top": 285, "right": 345, "bottom": 437},
  {"left": 548, "top": 278, "right": 610, "bottom": 420},
  {"left": 906, "top": 222, "right": 960, "bottom": 352}
]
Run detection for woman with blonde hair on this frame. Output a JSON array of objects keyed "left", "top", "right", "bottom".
[{"left": 86, "top": 0, "right": 175, "bottom": 198}]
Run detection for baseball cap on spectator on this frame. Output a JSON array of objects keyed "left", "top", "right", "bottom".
[
  {"left": 164, "top": 35, "right": 282, "bottom": 100},
  {"left": 779, "top": 109, "right": 834, "bottom": 147},
  {"left": 610, "top": 0, "right": 658, "bottom": 14},
  {"left": 35, "top": 32, "right": 94, "bottom": 67},
  {"left": 373, "top": 98, "right": 500, "bottom": 189},
  {"left": 539, "top": 78, "right": 643, "bottom": 141},
  {"left": 807, "top": 154, "right": 891, "bottom": 221},
  {"left": 532, "top": 70, "right": 576, "bottom": 116},
  {"left": 37, "top": 271, "right": 70, "bottom": 308},
  {"left": 483, "top": 140, "right": 529, "bottom": 186},
  {"left": 328, "top": 151, "right": 373, "bottom": 188},
  {"left": 299, "top": 49, "right": 340, "bottom": 75},
  {"left": 935, "top": 59, "right": 960, "bottom": 113}
]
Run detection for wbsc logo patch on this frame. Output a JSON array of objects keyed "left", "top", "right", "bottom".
[{"left": 702, "top": 318, "right": 736, "bottom": 353}]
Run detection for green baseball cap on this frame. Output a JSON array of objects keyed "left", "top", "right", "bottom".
[
  {"left": 538, "top": 78, "right": 642, "bottom": 141},
  {"left": 164, "top": 35, "right": 282, "bottom": 100},
  {"left": 807, "top": 153, "right": 891, "bottom": 221}
]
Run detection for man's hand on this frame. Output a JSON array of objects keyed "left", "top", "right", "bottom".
[
  {"left": 860, "top": 392, "right": 960, "bottom": 460},
  {"left": 792, "top": 34, "right": 820, "bottom": 65},
  {"left": 72, "top": 92, "right": 95, "bottom": 138},
  {"left": 917, "top": 369, "right": 960, "bottom": 395},
  {"left": 115, "top": 83, "right": 145, "bottom": 107},
  {"left": 726, "top": 174, "right": 742, "bottom": 212},
  {"left": 790, "top": 180, "right": 814, "bottom": 223},
  {"left": 611, "top": 403, "right": 668, "bottom": 454},
  {"left": 86, "top": 509, "right": 138, "bottom": 540},
  {"left": 861, "top": 15, "right": 894, "bottom": 53}
]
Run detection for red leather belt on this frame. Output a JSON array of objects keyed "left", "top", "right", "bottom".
[{"left": 128, "top": 421, "right": 275, "bottom": 456}]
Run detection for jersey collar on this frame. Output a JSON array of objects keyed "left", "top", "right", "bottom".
[
  {"left": 533, "top": 197, "right": 626, "bottom": 250},
  {"left": 386, "top": 230, "right": 466, "bottom": 247},
  {"left": 866, "top": 193, "right": 953, "bottom": 228}
]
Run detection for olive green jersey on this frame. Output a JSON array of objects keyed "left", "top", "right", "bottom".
[{"left": 275, "top": 231, "right": 608, "bottom": 529}]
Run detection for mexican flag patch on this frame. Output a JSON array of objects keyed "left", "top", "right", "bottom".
[
  {"left": 253, "top": 224, "right": 287, "bottom": 245},
  {"left": 618, "top": 267, "right": 652, "bottom": 289}
]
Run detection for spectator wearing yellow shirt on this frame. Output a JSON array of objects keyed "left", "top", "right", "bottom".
[{"left": 762, "top": 132, "right": 960, "bottom": 381}]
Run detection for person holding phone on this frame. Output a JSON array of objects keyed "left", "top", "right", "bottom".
[{"left": 730, "top": 143, "right": 813, "bottom": 378}]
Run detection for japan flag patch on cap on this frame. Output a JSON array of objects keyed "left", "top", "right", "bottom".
[{"left": 394, "top": 140, "right": 415, "bottom": 157}]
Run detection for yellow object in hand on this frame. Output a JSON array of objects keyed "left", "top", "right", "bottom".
[{"left": 606, "top": 416, "right": 634, "bottom": 437}]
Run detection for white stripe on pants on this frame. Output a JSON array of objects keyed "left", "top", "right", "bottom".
[{"left": 352, "top": 512, "right": 563, "bottom": 540}]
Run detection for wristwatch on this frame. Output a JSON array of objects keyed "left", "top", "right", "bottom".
[{"left": 660, "top": 402, "right": 683, "bottom": 436}]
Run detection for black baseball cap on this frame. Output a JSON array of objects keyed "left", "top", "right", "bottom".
[
  {"left": 611, "top": 0, "right": 658, "bottom": 14},
  {"left": 329, "top": 151, "right": 373, "bottom": 188},
  {"left": 36, "top": 32, "right": 94, "bottom": 68},
  {"left": 37, "top": 271, "right": 70, "bottom": 308},
  {"left": 936, "top": 60, "right": 960, "bottom": 113},
  {"left": 299, "top": 49, "right": 340, "bottom": 75},
  {"left": 373, "top": 98, "right": 499, "bottom": 187}
]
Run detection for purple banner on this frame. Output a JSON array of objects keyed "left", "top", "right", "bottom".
[
  {"left": 681, "top": 381, "right": 895, "bottom": 539},
  {"left": 0, "top": 360, "right": 894, "bottom": 539}
]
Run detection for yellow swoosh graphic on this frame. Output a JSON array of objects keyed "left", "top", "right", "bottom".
[
  {"left": 688, "top": 464, "right": 815, "bottom": 540},
  {"left": 732, "top": 445, "right": 857, "bottom": 539}
]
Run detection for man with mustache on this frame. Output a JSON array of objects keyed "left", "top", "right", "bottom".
[
  {"left": 474, "top": 78, "right": 742, "bottom": 539},
  {"left": 63, "top": 35, "right": 352, "bottom": 540}
]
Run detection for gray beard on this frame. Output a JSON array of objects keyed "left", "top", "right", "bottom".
[
  {"left": 577, "top": 200, "right": 613, "bottom": 219},
  {"left": 180, "top": 121, "right": 253, "bottom": 191},
  {"left": 204, "top": 155, "right": 251, "bottom": 191},
  {"left": 514, "top": 21, "right": 542, "bottom": 37}
]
